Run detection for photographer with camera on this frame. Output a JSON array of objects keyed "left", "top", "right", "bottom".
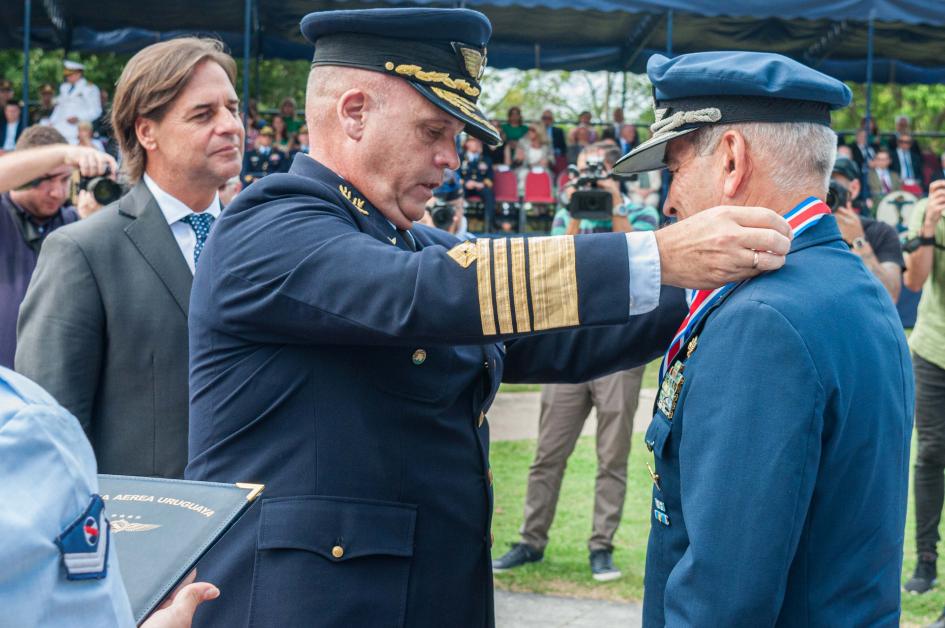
[
  {"left": 0, "top": 126, "right": 117, "bottom": 368},
  {"left": 830, "top": 157, "right": 903, "bottom": 302},
  {"left": 420, "top": 170, "right": 467, "bottom": 236},
  {"left": 555, "top": 141, "right": 659, "bottom": 235},
  {"left": 494, "top": 141, "right": 659, "bottom": 581}
]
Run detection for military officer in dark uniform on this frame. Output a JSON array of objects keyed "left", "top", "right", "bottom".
[
  {"left": 240, "top": 125, "right": 286, "bottom": 184},
  {"left": 459, "top": 135, "right": 495, "bottom": 231},
  {"left": 186, "top": 11, "right": 796, "bottom": 628},
  {"left": 614, "top": 51, "right": 914, "bottom": 626}
]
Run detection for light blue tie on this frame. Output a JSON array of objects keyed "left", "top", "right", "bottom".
[{"left": 181, "top": 213, "right": 215, "bottom": 267}]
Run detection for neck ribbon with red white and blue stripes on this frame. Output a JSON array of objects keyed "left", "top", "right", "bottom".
[{"left": 657, "top": 197, "right": 831, "bottom": 383}]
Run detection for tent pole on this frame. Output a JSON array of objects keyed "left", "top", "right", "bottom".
[
  {"left": 21, "top": 0, "right": 31, "bottom": 129},
  {"left": 864, "top": 10, "right": 875, "bottom": 142},
  {"left": 621, "top": 71, "right": 627, "bottom": 110},
  {"left": 242, "top": 0, "right": 252, "bottom": 145},
  {"left": 666, "top": 10, "right": 673, "bottom": 57}
]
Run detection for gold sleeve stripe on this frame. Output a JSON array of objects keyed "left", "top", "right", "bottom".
[
  {"left": 528, "top": 236, "right": 580, "bottom": 331},
  {"left": 491, "top": 239, "right": 514, "bottom": 334},
  {"left": 509, "top": 237, "right": 531, "bottom": 332},
  {"left": 476, "top": 238, "right": 497, "bottom": 335}
]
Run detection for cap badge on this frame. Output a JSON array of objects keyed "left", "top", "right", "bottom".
[{"left": 453, "top": 43, "right": 487, "bottom": 81}]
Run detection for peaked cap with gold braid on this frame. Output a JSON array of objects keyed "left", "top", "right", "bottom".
[{"left": 301, "top": 8, "right": 500, "bottom": 146}]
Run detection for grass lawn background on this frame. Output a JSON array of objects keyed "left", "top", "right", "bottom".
[{"left": 490, "top": 349, "right": 937, "bottom": 626}]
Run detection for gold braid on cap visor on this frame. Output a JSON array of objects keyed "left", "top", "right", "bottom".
[{"left": 384, "top": 62, "right": 481, "bottom": 97}]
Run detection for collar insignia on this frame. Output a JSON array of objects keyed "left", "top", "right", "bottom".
[{"left": 338, "top": 184, "right": 369, "bottom": 215}]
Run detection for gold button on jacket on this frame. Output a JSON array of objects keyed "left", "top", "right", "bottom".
[{"left": 331, "top": 545, "right": 344, "bottom": 559}]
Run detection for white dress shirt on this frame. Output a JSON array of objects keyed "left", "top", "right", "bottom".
[
  {"left": 143, "top": 174, "right": 221, "bottom": 275},
  {"left": 2, "top": 122, "right": 17, "bottom": 151}
]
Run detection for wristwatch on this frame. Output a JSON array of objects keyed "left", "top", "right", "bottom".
[
  {"left": 851, "top": 237, "right": 867, "bottom": 251},
  {"left": 612, "top": 203, "right": 631, "bottom": 217}
]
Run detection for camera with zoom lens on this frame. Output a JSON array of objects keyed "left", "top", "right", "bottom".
[
  {"left": 567, "top": 157, "right": 613, "bottom": 220},
  {"left": 79, "top": 167, "right": 124, "bottom": 206},
  {"left": 429, "top": 198, "right": 456, "bottom": 230},
  {"left": 825, "top": 179, "right": 849, "bottom": 213}
]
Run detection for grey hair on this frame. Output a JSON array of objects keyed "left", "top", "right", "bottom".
[{"left": 686, "top": 122, "right": 837, "bottom": 194}]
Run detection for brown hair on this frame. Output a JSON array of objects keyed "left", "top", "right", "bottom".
[
  {"left": 15, "top": 125, "right": 67, "bottom": 150},
  {"left": 111, "top": 37, "right": 236, "bottom": 182}
]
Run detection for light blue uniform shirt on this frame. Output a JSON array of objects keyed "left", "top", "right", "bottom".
[{"left": 0, "top": 367, "right": 134, "bottom": 627}]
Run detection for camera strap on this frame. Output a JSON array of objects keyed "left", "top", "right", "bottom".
[{"left": 657, "top": 197, "right": 830, "bottom": 384}]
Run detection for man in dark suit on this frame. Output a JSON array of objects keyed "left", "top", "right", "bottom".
[
  {"left": 891, "top": 133, "right": 925, "bottom": 191},
  {"left": 185, "top": 9, "right": 794, "bottom": 628},
  {"left": 541, "top": 109, "right": 568, "bottom": 175},
  {"left": 0, "top": 101, "right": 25, "bottom": 152},
  {"left": 15, "top": 38, "right": 243, "bottom": 478}
]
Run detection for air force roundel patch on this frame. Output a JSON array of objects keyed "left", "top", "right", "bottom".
[{"left": 55, "top": 494, "right": 109, "bottom": 580}]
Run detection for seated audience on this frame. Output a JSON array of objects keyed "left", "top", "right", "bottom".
[
  {"left": 541, "top": 109, "right": 568, "bottom": 175},
  {"left": 76, "top": 121, "right": 106, "bottom": 153},
  {"left": 868, "top": 148, "right": 902, "bottom": 207},
  {"left": 270, "top": 114, "right": 291, "bottom": 152},
  {"left": 501, "top": 106, "right": 528, "bottom": 143},
  {"left": 567, "top": 125, "right": 592, "bottom": 164},
  {"left": 618, "top": 124, "right": 638, "bottom": 155},
  {"left": 242, "top": 126, "right": 287, "bottom": 184},
  {"left": 519, "top": 123, "right": 552, "bottom": 180},
  {"left": 1, "top": 101, "right": 25, "bottom": 153},
  {"left": 458, "top": 136, "right": 495, "bottom": 231},
  {"left": 891, "top": 133, "right": 924, "bottom": 192},
  {"left": 279, "top": 97, "right": 302, "bottom": 135},
  {"left": 29, "top": 83, "right": 56, "bottom": 125},
  {"left": 486, "top": 118, "right": 506, "bottom": 165},
  {"left": 568, "top": 110, "right": 597, "bottom": 144}
]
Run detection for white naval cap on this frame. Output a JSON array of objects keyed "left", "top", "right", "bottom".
[{"left": 63, "top": 60, "right": 85, "bottom": 72}]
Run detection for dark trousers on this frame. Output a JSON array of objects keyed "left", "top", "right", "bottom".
[{"left": 914, "top": 352, "right": 945, "bottom": 558}]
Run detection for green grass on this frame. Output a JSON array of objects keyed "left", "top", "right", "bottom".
[
  {"left": 490, "top": 432, "right": 942, "bottom": 626},
  {"left": 499, "top": 357, "right": 663, "bottom": 395}
]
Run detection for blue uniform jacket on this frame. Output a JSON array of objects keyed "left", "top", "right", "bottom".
[
  {"left": 642, "top": 214, "right": 913, "bottom": 627},
  {"left": 186, "top": 154, "right": 685, "bottom": 627}
]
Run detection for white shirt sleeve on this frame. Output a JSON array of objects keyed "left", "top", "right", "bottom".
[
  {"left": 81, "top": 83, "right": 103, "bottom": 123},
  {"left": 625, "top": 230, "right": 661, "bottom": 315}
]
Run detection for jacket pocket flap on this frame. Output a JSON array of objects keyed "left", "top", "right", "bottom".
[
  {"left": 644, "top": 413, "right": 672, "bottom": 458},
  {"left": 258, "top": 496, "right": 417, "bottom": 561}
]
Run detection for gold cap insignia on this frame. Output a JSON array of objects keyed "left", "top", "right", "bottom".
[{"left": 453, "top": 43, "right": 487, "bottom": 81}]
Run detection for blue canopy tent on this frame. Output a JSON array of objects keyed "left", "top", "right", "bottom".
[{"left": 6, "top": 0, "right": 945, "bottom": 129}]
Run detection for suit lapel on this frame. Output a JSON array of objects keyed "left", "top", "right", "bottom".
[{"left": 120, "top": 181, "right": 193, "bottom": 317}]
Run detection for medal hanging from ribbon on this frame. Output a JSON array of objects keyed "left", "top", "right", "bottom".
[{"left": 657, "top": 197, "right": 831, "bottom": 383}]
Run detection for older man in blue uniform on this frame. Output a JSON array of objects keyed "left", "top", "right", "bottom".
[
  {"left": 614, "top": 52, "right": 914, "bottom": 626},
  {"left": 186, "top": 10, "right": 798, "bottom": 628}
]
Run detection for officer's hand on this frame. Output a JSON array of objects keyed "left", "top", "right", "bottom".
[
  {"left": 141, "top": 570, "right": 219, "bottom": 628},
  {"left": 655, "top": 205, "right": 792, "bottom": 289},
  {"left": 62, "top": 145, "right": 117, "bottom": 178}
]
